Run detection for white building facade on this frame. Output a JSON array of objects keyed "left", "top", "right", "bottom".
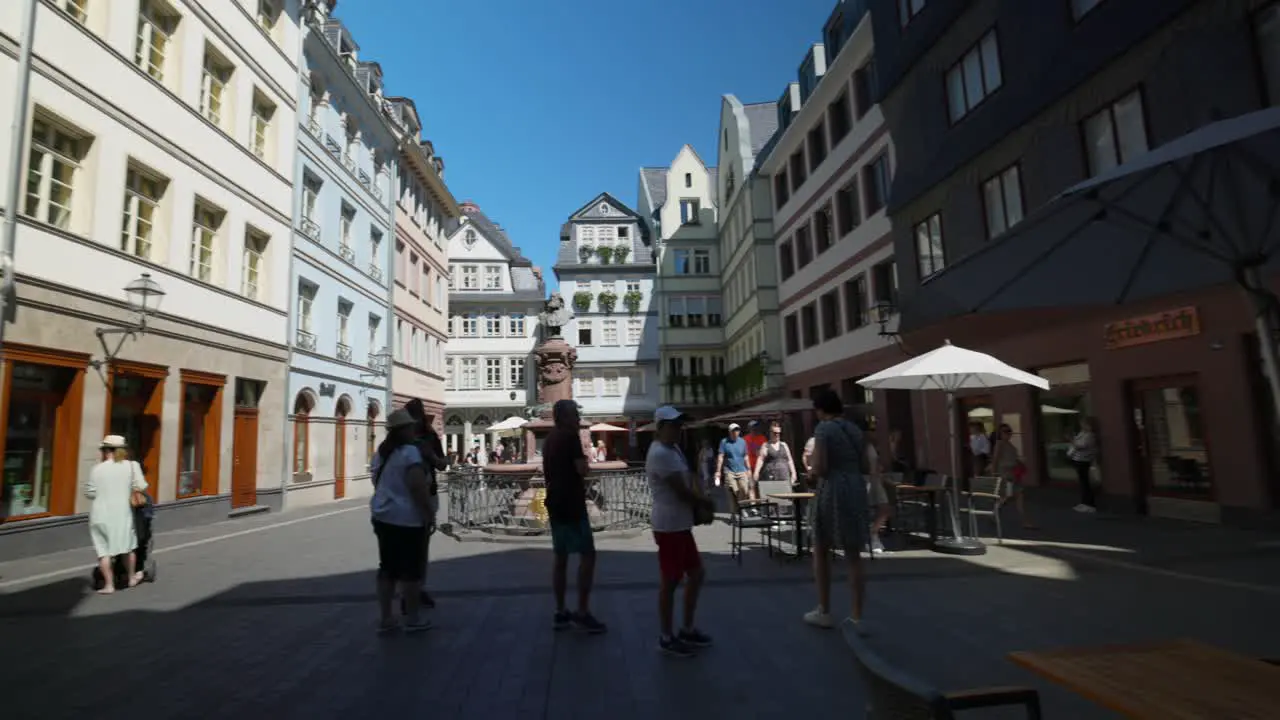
[
  {"left": 715, "top": 96, "right": 784, "bottom": 408},
  {"left": 386, "top": 97, "right": 457, "bottom": 431},
  {"left": 553, "top": 193, "right": 659, "bottom": 430},
  {"left": 443, "top": 202, "right": 543, "bottom": 456},
  {"left": 286, "top": 1, "right": 399, "bottom": 508},
  {"left": 637, "top": 147, "right": 726, "bottom": 411},
  {"left": 759, "top": 2, "right": 899, "bottom": 409},
  {"left": 0, "top": 0, "right": 299, "bottom": 558}
]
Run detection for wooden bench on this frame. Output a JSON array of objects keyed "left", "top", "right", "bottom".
[{"left": 843, "top": 621, "right": 1043, "bottom": 718}]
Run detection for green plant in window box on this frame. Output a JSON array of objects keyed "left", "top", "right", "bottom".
[
  {"left": 623, "top": 290, "right": 644, "bottom": 314},
  {"left": 613, "top": 246, "right": 631, "bottom": 263},
  {"left": 572, "top": 291, "right": 592, "bottom": 311},
  {"left": 596, "top": 246, "right": 613, "bottom": 264},
  {"left": 598, "top": 291, "right": 617, "bottom": 314},
  {"left": 578, "top": 244, "right": 594, "bottom": 262}
]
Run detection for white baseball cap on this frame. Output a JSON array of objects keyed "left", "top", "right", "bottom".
[
  {"left": 727, "top": 423, "right": 741, "bottom": 431},
  {"left": 653, "top": 406, "right": 686, "bottom": 423}
]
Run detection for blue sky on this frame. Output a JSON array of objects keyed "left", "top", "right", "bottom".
[{"left": 339, "top": 0, "right": 837, "bottom": 289}]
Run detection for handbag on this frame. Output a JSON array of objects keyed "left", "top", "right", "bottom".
[
  {"left": 677, "top": 446, "right": 715, "bottom": 525},
  {"left": 129, "top": 462, "right": 147, "bottom": 509}
]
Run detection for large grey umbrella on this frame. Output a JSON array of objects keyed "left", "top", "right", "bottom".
[{"left": 912, "top": 106, "right": 1280, "bottom": 416}]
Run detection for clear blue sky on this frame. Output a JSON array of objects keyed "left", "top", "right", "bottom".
[{"left": 340, "top": 0, "right": 837, "bottom": 289}]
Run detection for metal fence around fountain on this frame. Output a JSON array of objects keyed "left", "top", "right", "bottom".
[{"left": 441, "top": 467, "right": 652, "bottom": 537}]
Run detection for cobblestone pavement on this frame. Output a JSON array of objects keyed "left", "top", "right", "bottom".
[{"left": 3, "top": 498, "right": 1280, "bottom": 719}]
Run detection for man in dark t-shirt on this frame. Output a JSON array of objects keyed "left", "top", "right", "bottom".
[{"left": 543, "top": 400, "right": 606, "bottom": 634}]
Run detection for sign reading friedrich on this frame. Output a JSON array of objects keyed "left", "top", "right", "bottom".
[{"left": 1103, "top": 306, "right": 1200, "bottom": 350}]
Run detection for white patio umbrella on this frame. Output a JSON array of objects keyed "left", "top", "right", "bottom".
[
  {"left": 588, "top": 422, "right": 629, "bottom": 433},
  {"left": 487, "top": 416, "right": 527, "bottom": 437},
  {"left": 859, "top": 340, "right": 1049, "bottom": 556},
  {"left": 967, "top": 405, "right": 1078, "bottom": 419}
]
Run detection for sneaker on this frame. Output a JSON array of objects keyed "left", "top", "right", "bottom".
[
  {"left": 572, "top": 611, "right": 607, "bottom": 634},
  {"left": 658, "top": 635, "right": 696, "bottom": 657},
  {"left": 1079, "top": 505, "right": 1097, "bottom": 513},
  {"left": 870, "top": 537, "right": 886, "bottom": 554},
  {"left": 678, "top": 627, "right": 713, "bottom": 648},
  {"left": 803, "top": 608, "right": 834, "bottom": 628},
  {"left": 553, "top": 610, "right": 572, "bottom": 632},
  {"left": 404, "top": 618, "right": 432, "bottom": 634}
]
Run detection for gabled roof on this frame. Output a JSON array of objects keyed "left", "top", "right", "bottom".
[
  {"left": 456, "top": 201, "right": 532, "bottom": 267},
  {"left": 640, "top": 167, "right": 667, "bottom": 211},
  {"left": 555, "top": 192, "right": 654, "bottom": 270},
  {"left": 743, "top": 101, "right": 781, "bottom": 161}
]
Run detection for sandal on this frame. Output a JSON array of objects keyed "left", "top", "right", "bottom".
[{"left": 97, "top": 586, "right": 115, "bottom": 595}]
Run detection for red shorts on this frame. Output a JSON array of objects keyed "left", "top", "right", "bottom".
[{"left": 654, "top": 530, "right": 702, "bottom": 582}]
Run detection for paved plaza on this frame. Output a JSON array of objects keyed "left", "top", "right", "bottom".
[{"left": 2, "top": 499, "right": 1280, "bottom": 719}]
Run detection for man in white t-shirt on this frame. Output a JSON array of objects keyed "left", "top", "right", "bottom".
[{"left": 646, "top": 406, "right": 714, "bottom": 658}]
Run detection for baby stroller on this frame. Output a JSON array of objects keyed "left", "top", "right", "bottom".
[{"left": 90, "top": 492, "right": 157, "bottom": 590}]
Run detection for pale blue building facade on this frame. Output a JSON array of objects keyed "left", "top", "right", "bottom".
[
  {"left": 285, "top": 0, "right": 398, "bottom": 505},
  {"left": 554, "top": 193, "right": 661, "bottom": 429}
]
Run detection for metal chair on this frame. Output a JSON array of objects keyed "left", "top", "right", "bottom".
[
  {"left": 730, "top": 498, "right": 779, "bottom": 564},
  {"left": 843, "top": 620, "right": 1043, "bottom": 719},
  {"left": 961, "top": 476, "right": 1006, "bottom": 544}
]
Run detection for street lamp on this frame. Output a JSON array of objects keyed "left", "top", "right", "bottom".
[
  {"left": 871, "top": 300, "right": 897, "bottom": 336},
  {"left": 365, "top": 346, "right": 391, "bottom": 378},
  {"left": 90, "top": 272, "right": 165, "bottom": 369}
]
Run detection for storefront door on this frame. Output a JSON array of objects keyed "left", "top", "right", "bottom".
[
  {"left": 0, "top": 346, "right": 88, "bottom": 520},
  {"left": 106, "top": 362, "right": 166, "bottom": 484},
  {"left": 958, "top": 395, "right": 994, "bottom": 478},
  {"left": 334, "top": 416, "right": 346, "bottom": 499},
  {"left": 1129, "top": 375, "right": 1213, "bottom": 502},
  {"left": 231, "top": 408, "right": 258, "bottom": 509}
]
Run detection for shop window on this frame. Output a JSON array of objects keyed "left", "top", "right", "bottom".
[
  {"left": 106, "top": 361, "right": 167, "bottom": 483},
  {"left": 1036, "top": 363, "right": 1096, "bottom": 487},
  {"left": 293, "top": 390, "right": 314, "bottom": 474},
  {"left": 177, "top": 371, "right": 224, "bottom": 498},
  {"left": 1, "top": 348, "right": 87, "bottom": 519},
  {"left": 1132, "top": 377, "right": 1211, "bottom": 499}
]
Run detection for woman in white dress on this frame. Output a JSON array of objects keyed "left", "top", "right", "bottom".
[{"left": 86, "top": 435, "right": 148, "bottom": 594}]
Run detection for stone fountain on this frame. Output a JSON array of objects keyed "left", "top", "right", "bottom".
[{"left": 482, "top": 292, "right": 626, "bottom": 530}]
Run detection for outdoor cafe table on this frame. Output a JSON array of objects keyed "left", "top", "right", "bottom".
[
  {"left": 1008, "top": 639, "right": 1280, "bottom": 719},
  {"left": 766, "top": 492, "right": 814, "bottom": 558}
]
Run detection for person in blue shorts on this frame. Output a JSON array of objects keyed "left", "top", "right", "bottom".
[{"left": 543, "top": 399, "right": 607, "bottom": 634}]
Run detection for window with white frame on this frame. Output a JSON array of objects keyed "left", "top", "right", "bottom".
[
  {"left": 135, "top": 0, "right": 178, "bottom": 82},
  {"left": 667, "top": 298, "right": 686, "bottom": 327},
  {"left": 302, "top": 174, "right": 321, "bottom": 222},
  {"left": 575, "top": 375, "right": 595, "bottom": 397},
  {"left": 368, "top": 315, "right": 380, "bottom": 360},
  {"left": 603, "top": 371, "right": 621, "bottom": 396},
  {"left": 509, "top": 313, "right": 525, "bottom": 337},
  {"left": 483, "top": 265, "right": 502, "bottom": 290},
  {"left": 445, "top": 357, "right": 455, "bottom": 388},
  {"left": 189, "top": 202, "right": 220, "bottom": 283},
  {"left": 336, "top": 300, "right": 351, "bottom": 348},
  {"left": 602, "top": 320, "right": 618, "bottom": 345},
  {"left": 687, "top": 297, "right": 706, "bottom": 328},
  {"left": 369, "top": 229, "right": 382, "bottom": 274},
  {"left": 945, "top": 30, "right": 1002, "bottom": 123},
  {"left": 257, "top": 0, "right": 281, "bottom": 33},
  {"left": 485, "top": 358, "right": 502, "bottom": 389},
  {"left": 339, "top": 204, "right": 354, "bottom": 253},
  {"left": 201, "top": 45, "right": 234, "bottom": 127},
  {"left": 673, "top": 249, "right": 691, "bottom": 274},
  {"left": 121, "top": 164, "right": 164, "bottom": 260},
  {"left": 693, "top": 249, "right": 711, "bottom": 274},
  {"left": 461, "top": 313, "right": 478, "bottom": 337},
  {"left": 1083, "top": 90, "right": 1148, "bottom": 177},
  {"left": 448, "top": 265, "right": 456, "bottom": 289},
  {"left": 242, "top": 228, "right": 268, "bottom": 300},
  {"left": 626, "top": 318, "right": 642, "bottom": 345},
  {"left": 914, "top": 213, "right": 946, "bottom": 279},
  {"left": 447, "top": 314, "right": 456, "bottom": 337},
  {"left": 24, "top": 116, "right": 86, "bottom": 230},
  {"left": 707, "top": 297, "right": 723, "bottom": 327},
  {"left": 982, "top": 164, "right": 1024, "bottom": 238},
  {"left": 251, "top": 89, "right": 275, "bottom": 159},
  {"left": 461, "top": 265, "right": 478, "bottom": 289},
  {"left": 578, "top": 320, "right": 593, "bottom": 346},
  {"left": 484, "top": 313, "right": 502, "bottom": 337},
  {"left": 626, "top": 371, "right": 644, "bottom": 396},
  {"left": 296, "top": 282, "right": 315, "bottom": 333},
  {"left": 625, "top": 280, "right": 641, "bottom": 295},
  {"left": 460, "top": 358, "right": 479, "bottom": 389},
  {"left": 508, "top": 357, "right": 525, "bottom": 389},
  {"left": 61, "top": 0, "right": 88, "bottom": 23}
]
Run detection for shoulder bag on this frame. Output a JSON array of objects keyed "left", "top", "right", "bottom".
[
  {"left": 676, "top": 446, "right": 715, "bottom": 526},
  {"left": 129, "top": 462, "right": 147, "bottom": 509}
]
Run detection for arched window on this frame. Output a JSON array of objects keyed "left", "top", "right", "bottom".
[
  {"left": 366, "top": 400, "right": 380, "bottom": 465},
  {"left": 445, "top": 414, "right": 464, "bottom": 427},
  {"left": 473, "top": 414, "right": 492, "bottom": 428},
  {"left": 334, "top": 396, "right": 352, "bottom": 486},
  {"left": 292, "top": 390, "right": 316, "bottom": 474}
]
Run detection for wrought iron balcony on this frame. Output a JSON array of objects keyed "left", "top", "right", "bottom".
[
  {"left": 295, "top": 329, "right": 317, "bottom": 351},
  {"left": 358, "top": 170, "right": 371, "bottom": 188},
  {"left": 336, "top": 343, "right": 353, "bottom": 362},
  {"left": 324, "top": 135, "right": 341, "bottom": 156},
  {"left": 339, "top": 243, "right": 355, "bottom": 263},
  {"left": 369, "top": 263, "right": 384, "bottom": 282},
  {"left": 300, "top": 218, "right": 320, "bottom": 240}
]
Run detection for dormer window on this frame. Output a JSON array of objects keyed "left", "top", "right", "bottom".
[
  {"left": 464, "top": 229, "right": 477, "bottom": 248},
  {"left": 598, "top": 203, "right": 610, "bottom": 215},
  {"left": 339, "top": 39, "right": 357, "bottom": 72}
]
